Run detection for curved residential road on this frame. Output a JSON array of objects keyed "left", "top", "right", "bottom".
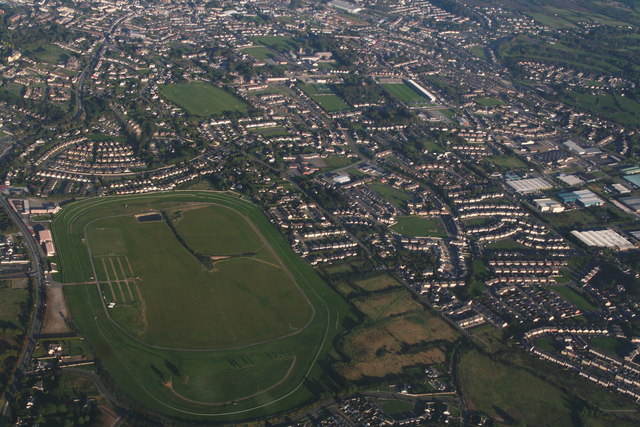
[{"left": 0, "top": 195, "right": 48, "bottom": 420}]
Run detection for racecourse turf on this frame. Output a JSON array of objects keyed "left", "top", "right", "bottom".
[{"left": 52, "top": 191, "right": 354, "bottom": 421}]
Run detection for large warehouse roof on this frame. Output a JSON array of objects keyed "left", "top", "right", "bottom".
[{"left": 571, "top": 229, "right": 635, "bottom": 250}]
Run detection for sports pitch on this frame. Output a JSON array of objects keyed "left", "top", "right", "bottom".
[
  {"left": 160, "top": 82, "right": 248, "bottom": 116},
  {"left": 52, "top": 191, "right": 352, "bottom": 421},
  {"left": 382, "top": 82, "right": 432, "bottom": 105}
]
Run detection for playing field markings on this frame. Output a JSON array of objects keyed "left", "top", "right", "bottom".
[
  {"left": 109, "top": 258, "right": 127, "bottom": 303},
  {"left": 100, "top": 282, "right": 117, "bottom": 302},
  {"left": 124, "top": 256, "right": 135, "bottom": 278},
  {"left": 117, "top": 257, "right": 135, "bottom": 302},
  {"left": 100, "top": 258, "right": 118, "bottom": 302}
]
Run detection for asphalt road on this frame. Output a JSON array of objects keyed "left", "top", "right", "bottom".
[{"left": 0, "top": 196, "right": 47, "bottom": 420}]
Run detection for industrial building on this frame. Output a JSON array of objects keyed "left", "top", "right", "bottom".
[
  {"left": 533, "top": 198, "right": 565, "bottom": 213},
  {"left": 557, "top": 189, "right": 603, "bottom": 207},
  {"left": 620, "top": 196, "right": 640, "bottom": 213},
  {"left": 506, "top": 177, "right": 552, "bottom": 194},
  {"left": 571, "top": 229, "right": 635, "bottom": 251},
  {"left": 328, "top": 0, "right": 363, "bottom": 14}
]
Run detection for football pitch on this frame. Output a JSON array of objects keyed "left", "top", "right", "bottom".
[
  {"left": 382, "top": 82, "right": 431, "bottom": 105},
  {"left": 52, "top": 191, "right": 351, "bottom": 421},
  {"left": 160, "top": 82, "right": 248, "bottom": 116}
]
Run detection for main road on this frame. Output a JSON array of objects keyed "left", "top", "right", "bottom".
[{"left": 0, "top": 196, "right": 48, "bottom": 420}]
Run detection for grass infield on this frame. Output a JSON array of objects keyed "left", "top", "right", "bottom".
[{"left": 52, "top": 191, "right": 353, "bottom": 421}]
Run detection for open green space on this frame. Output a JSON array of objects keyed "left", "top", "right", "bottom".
[
  {"left": 52, "top": 192, "right": 354, "bottom": 421},
  {"left": 467, "top": 45, "right": 487, "bottom": 60},
  {"left": 160, "top": 82, "right": 248, "bottom": 117},
  {"left": 560, "top": 91, "right": 640, "bottom": 128},
  {"left": 0, "top": 280, "right": 29, "bottom": 391},
  {"left": 353, "top": 274, "right": 402, "bottom": 293},
  {"left": 484, "top": 239, "right": 527, "bottom": 250},
  {"left": 380, "top": 399, "right": 414, "bottom": 415},
  {"left": 381, "top": 83, "right": 431, "bottom": 105},
  {"left": 251, "top": 36, "right": 301, "bottom": 52},
  {"left": 544, "top": 205, "right": 631, "bottom": 230},
  {"left": 241, "top": 46, "right": 276, "bottom": 60},
  {"left": 475, "top": 97, "right": 505, "bottom": 107},
  {"left": 250, "top": 126, "right": 288, "bottom": 137},
  {"left": 298, "top": 82, "right": 351, "bottom": 112},
  {"left": 323, "top": 156, "right": 353, "bottom": 169},
  {"left": 369, "top": 183, "right": 412, "bottom": 209},
  {"left": 390, "top": 216, "right": 447, "bottom": 238},
  {"left": 553, "top": 286, "right": 598, "bottom": 312},
  {"left": 31, "top": 43, "right": 71, "bottom": 64},
  {"left": 484, "top": 155, "right": 527, "bottom": 170},
  {"left": 587, "top": 336, "right": 631, "bottom": 357},
  {"left": 458, "top": 349, "right": 574, "bottom": 425}
]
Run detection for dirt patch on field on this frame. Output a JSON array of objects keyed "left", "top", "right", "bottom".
[
  {"left": 43, "top": 286, "right": 73, "bottom": 334},
  {"left": 337, "top": 311, "right": 458, "bottom": 381},
  {"left": 339, "top": 349, "right": 446, "bottom": 380},
  {"left": 386, "top": 313, "right": 458, "bottom": 344},
  {"left": 349, "top": 327, "right": 404, "bottom": 359}
]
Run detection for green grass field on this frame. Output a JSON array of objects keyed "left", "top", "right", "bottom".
[
  {"left": 160, "top": 82, "right": 248, "bottom": 117},
  {"left": 241, "top": 46, "right": 276, "bottom": 60},
  {"left": 475, "top": 97, "right": 505, "bottom": 107},
  {"left": 31, "top": 43, "right": 70, "bottom": 64},
  {"left": 250, "top": 126, "right": 288, "bottom": 137},
  {"left": 251, "top": 36, "right": 301, "bottom": 52},
  {"left": 458, "top": 350, "right": 574, "bottom": 425},
  {"left": 484, "top": 155, "right": 527, "bottom": 170},
  {"left": 380, "top": 399, "right": 414, "bottom": 415},
  {"left": 52, "top": 192, "right": 354, "bottom": 421},
  {"left": 390, "top": 216, "right": 447, "bottom": 237},
  {"left": 369, "top": 183, "right": 412, "bottom": 209},
  {"left": 298, "top": 82, "right": 351, "bottom": 112},
  {"left": 553, "top": 286, "right": 598, "bottom": 312},
  {"left": 382, "top": 83, "right": 431, "bottom": 105}
]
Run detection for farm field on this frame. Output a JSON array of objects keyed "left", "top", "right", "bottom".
[
  {"left": 353, "top": 274, "right": 402, "bottom": 292},
  {"left": 160, "top": 82, "right": 248, "bottom": 117},
  {"left": 458, "top": 349, "right": 574, "bottom": 425},
  {"left": 297, "top": 82, "right": 351, "bottom": 112},
  {"left": 381, "top": 82, "right": 431, "bottom": 105},
  {"left": 337, "top": 307, "right": 458, "bottom": 381},
  {"left": 52, "top": 191, "right": 354, "bottom": 421},
  {"left": 390, "top": 216, "right": 447, "bottom": 238},
  {"left": 352, "top": 289, "right": 422, "bottom": 320}
]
